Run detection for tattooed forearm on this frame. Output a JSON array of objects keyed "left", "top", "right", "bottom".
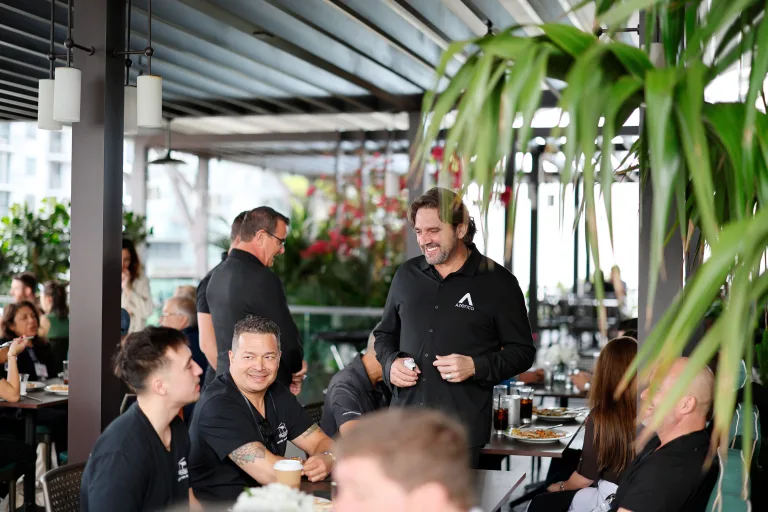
[
  {"left": 229, "top": 442, "right": 266, "bottom": 466},
  {"left": 301, "top": 423, "right": 320, "bottom": 438}
]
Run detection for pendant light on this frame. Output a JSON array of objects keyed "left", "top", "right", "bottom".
[
  {"left": 52, "top": 0, "right": 95, "bottom": 124},
  {"left": 115, "top": 0, "right": 163, "bottom": 129},
  {"left": 149, "top": 122, "right": 185, "bottom": 166}
]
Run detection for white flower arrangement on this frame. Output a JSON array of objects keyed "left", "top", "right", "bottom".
[
  {"left": 542, "top": 342, "right": 579, "bottom": 366},
  {"left": 232, "top": 483, "right": 315, "bottom": 512}
]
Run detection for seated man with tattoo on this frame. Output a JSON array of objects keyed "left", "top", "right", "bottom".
[{"left": 189, "top": 316, "right": 335, "bottom": 503}]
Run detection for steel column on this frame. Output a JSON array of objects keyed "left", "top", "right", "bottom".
[{"left": 68, "top": 0, "right": 126, "bottom": 463}]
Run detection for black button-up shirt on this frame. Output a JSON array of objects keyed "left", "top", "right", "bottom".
[
  {"left": 374, "top": 243, "right": 535, "bottom": 446},
  {"left": 206, "top": 249, "right": 303, "bottom": 386}
]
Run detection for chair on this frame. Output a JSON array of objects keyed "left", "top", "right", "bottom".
[
  {"left": 40, "top": 462, "right": 86, "bottom": 512},
  {"left": 0, "top": 462, "right": 23, "bottom": 512},
  {"left": 304, "top": 402, "right": 324, "bottom": 424}
]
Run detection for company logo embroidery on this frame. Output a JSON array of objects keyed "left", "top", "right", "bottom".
[
  {"left": 277, "top": 422, "right": 289, "bottom": 444},
  {"left": 455, "top": 292, "right": 474, "bottom": 311},
  {"left": 177, "top": 457, "right": 189, "bottom": 482}
]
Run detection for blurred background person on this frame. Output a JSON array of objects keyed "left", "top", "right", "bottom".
[
  {"left": 40, "top": 280, "right": 69, "bottom": 373},
  {"left": 121, "top": 238, "right": 153, "bottom": 333}
]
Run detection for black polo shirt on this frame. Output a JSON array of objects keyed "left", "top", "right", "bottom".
[
  {"left": 320, "top": 355, "right": 391, "bottom": 438},
  {"left": 374, "top": 243, "right": 535, "bottom": 447},
  {"left": 205, "top": 249, "right": 303, "bottom": 386},
  {"left": 188, "top": 373, "right": 314, "bottom": 502},
  {"left": 196, "top": 251, "right": 227, "bottom": 315},
  {"left": 610, "top": 429, "right": 718, "bottom": 512},
  {"left": 80, "top": 403, "right": 190, "bottom": 512}
]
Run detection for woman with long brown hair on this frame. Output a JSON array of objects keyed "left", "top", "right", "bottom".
[
  {"left": 121, "top": 237, "right": 153, "bottom": 333},
  {"left": 528, "top": 336, "right": 638, "bottom": 512}
]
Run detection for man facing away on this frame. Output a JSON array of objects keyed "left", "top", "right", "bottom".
[
  {"left": 611, "top": 357, "right": 718, "bottom": 512},
  {"left": 80, "top": 327, "right": 203, "bottom": 512},
  {"left": 197, "top": 211, "right": 247, "bottom": 386},
  {"left": 334, "top": 409, "right": 481, "bottom": 512},
  {"left": 375, "top": 187, "right": 535, "bottom": 467},
  {"left": 189, "top": 316, "right": 335, "bottom": 504},
  {"left": 206, "top": 207, "right": 307, "bottom": 394},
  {"left": 320, "top": 327, "right": 391, "bottom": 437}
]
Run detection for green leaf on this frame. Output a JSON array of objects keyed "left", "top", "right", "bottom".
[
  {"left": 674, "top": 63, "right": 718, "bottom": 242},
  {"left": 683, "top": 0, "right": 759, "bottom": 63},
  {"left": 496, "top": 44, "right": 538, "bottom": 165},
  {"left": 704, "top": 103, "right": 747, "bottom": 219},
  {"left": 600, "top": 0, "right": 664, "bottom": 28},
  {"left": 644, "top": 67, "right": 682, "bottom": 322},
  {"left": 607, "top": 43, "right": 654, "bottom": 79},
  {"left": 539, "top": 24, "right": 597, "bottom": 57}
]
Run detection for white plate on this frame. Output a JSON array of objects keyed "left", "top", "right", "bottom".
[
  {"left": 314, "top": 497, "right": 333, "bottom": 511},
  {"left": 25, "top": 381, "right": 45, "bottom": 392},
  {"left": 44, "top": 384, "right": 69, "bottom": 395},
  {"left": 535, "top": 411, "right": 580, "bottom": 421},
  {"left": 504, "top": 427, "right": 574, "bottom": 443}
]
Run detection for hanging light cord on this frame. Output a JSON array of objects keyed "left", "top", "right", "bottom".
[
  {"left": 46, "top": 0, "right": 95, "bottom": 68},
  {"left": 115, "top": 0, "right": 154, "bottom": 75}
]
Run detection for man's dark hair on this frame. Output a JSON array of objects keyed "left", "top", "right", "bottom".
[
  {"left": 239, "top": 207, "right": 290, "bottom": 243},
  {"left": 122, "top": 238, "right": 142, "bottom": 283},
  {"left": 43, "top": 280, "right": 69, "bottom": 319},
  {"left": 13, "top": 272, "right": 38, "bottom": 295},
  {"left": 114, "top": 327, "right": 189, "bottom": 393},
  {"left": 232, "top": 315, "right": 281, "bottom": 353},
  {"left": 230, "top": 210, "right": 248, "bottom": 243},
  {"left": 407, "top": 187, "right": 476, "bottom": 244}
]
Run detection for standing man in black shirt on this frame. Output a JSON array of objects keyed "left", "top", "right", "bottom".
[
  {"left": 320, "top": 328, "right": 391, "bottom": 437},
  {"left": 611, "top": 358, "right": 718, "bottom": 512},
  {"left": 189, "top": 316, "right": 335, "bottom": 503},
  {"left": 375, "top": 187, "right": 535, "bottom": 467},
  {"left": 80, "top": 327, "right": 203, "bottom": 512},
  {"left": 197, "top": 210, "right": 247, "bottom": 387},
  {"left": 206, "top": 206, "right": 306, "bottom": 392}
]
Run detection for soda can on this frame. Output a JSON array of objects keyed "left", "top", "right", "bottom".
[{"left": 508, "top": 395, "right": 522, "bottom": 427}]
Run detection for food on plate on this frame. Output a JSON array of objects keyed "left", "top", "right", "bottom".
[
  {"left": 47, "top": 384, "right": 69, "bottom": 392},
  {"left": 533, "top": 407, "right": 569, "bottom": 417},
  {"left": 314, "top": 497, "right": 333, "bottom": 511},
  {"left": 510, "top": 428, "right": 565, "bottom": 439}
]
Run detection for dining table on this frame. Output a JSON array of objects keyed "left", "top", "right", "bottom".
[
  {"left": 300, "top": 469, "right": 527, "bottom": 512},
  {"left": 0, "top": 377, "right": 68, "bottom": 507},
  {"left": 480, "top": 415, "right": 585, "bottom": 458}
]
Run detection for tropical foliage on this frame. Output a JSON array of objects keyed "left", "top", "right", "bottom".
[
  {"left": 414, "top": 0, "right": 768, "bottom": 479},
  {"left": 0, "top": 199, "right": 152, "bottom": 288}
]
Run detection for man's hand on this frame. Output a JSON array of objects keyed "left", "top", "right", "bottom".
[
  {"left": 390, "top": 357, "right": 420, "bottom": 388},
  {"left": 290, "top": 360, "right": 308, "bottom": 396},
  {"left": 570, "top": 371, "right": 592, "bottom": 392},
  {"left": 302, "top": 453, "right": 333, "bottom": 482},
  {"left": 547, "top": 481, "right": 564, "bottom": 492},
  {"left": 433, "top": 354, "right": 475, "bottom": 383}
]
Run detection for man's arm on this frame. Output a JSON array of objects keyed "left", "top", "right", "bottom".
[
  {"left": 228, "top": 442, "right": 284, "bottom": 485},
  {"left": 374, "top": 271, "right": 406, "bottom": 389},
  {"left": 197, "top": 312, "right": 217, "bottom": 370},
  {"left": 473, "top": 274, "right": 535, "bottom": 383},
  {"left": 291, "top": 423, "right": 335, "bottom": 482}
]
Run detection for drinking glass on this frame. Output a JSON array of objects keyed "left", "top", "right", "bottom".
[
  {"left": 493, "top": 384, "right": 508, "bottom": 397},
  {"left": 63, "top": 360, "right": 69, "bottom": 384},
  {"left": 493, "top": 396, "right": 510, "bottom": 434},
  {"left": 519, "top": 387, "right": 534, "bottom": 424}
]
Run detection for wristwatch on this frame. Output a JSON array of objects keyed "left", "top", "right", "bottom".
[
  {"left": 560, "top": 482, "right": 565, "bottom": 492},
  {"left": 322, "top": 451, "right": 336, "bottom": 469}
]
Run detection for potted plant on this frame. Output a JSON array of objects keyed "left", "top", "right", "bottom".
[{"left": 413, "top": 1, "right": 768, "bottom": 478}]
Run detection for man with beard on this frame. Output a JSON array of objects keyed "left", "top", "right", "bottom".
[{"left": 374, "top": 187, "right": 535, "bottom": 467}]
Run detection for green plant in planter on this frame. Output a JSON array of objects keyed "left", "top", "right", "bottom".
[
  {"left": 414, "top": 0, "right": 768, "bottom": 477},
  {"left": 122, "top": 210, "right": 153, "bottom": 246}
]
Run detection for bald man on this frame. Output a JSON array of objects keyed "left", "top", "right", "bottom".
[{"left": 611, "top": 358, "right": 718, "bottom": 512}]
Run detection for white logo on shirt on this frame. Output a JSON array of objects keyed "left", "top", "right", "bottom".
[
  {"left": 342, "top": 411, "right": 362, "bottom": 416},
  {"left": 277, "top": 422, "right": 288, "bottom": 444},
  {"left": 177, "top": 457, "right": 189, "bottom": 482},
  {"left": 456, "top": 292, "right": 474, "bottom": 310}
]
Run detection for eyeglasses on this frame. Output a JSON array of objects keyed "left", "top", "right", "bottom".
[
  {"left": 257, "top": 417, "right": 280, "bottom": 454},
  {"left": 264, "top": 231, "right": 286, "bottom": 246}
]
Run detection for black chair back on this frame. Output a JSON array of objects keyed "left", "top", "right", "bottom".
[
  {"left": 304, "top": 401, "right": 324, "bottom": 424},
  {"left": 120, "top": 393, "right": 137, "bottom": 415},
  {"left": 40, "top": 462, "right": 86, "bottom": 512}
]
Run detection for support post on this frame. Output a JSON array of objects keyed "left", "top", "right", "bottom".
[
  {"left": 129, "top": 141, "right": 147, "bottom": 217},
  {"left": 195, "top": 156, "right": 210, "bottom": 278},
  {"left": 573, "top": 175, "right": 580, "bottom": 293},
  {"left": 406, "top": 111, "right": 423, "bottom": 259},
  {"left": 68, "top": 0, "right": 126, "bottom": 463},
  {"left": 528, "top": 146, "right": 543, "bottom": 337}
]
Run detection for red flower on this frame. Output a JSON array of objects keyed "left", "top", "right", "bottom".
[
  {"left": 329, "top": 204, "right": 337, "bottom": 216},
  {"left": 306, "top": 185, "right": 317, "bottom": 197},
  {"left": 431, "top": 146, "right": 444, "bottom": 162},
  {"left": 300, "top": 240, "right": 333, "bottom": 258},
  {"left": 500, "top": 187, "right": 512, "bottom": 207}
]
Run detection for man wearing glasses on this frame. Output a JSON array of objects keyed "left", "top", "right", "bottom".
[
  {"left": 189, "top": 316, "right": 335, "bottom": 504},
  {"left": 206, "top": 206, "right": 306, "bottom": 393}
]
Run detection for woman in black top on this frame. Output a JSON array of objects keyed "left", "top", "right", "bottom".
[
  {"left": 529, "top": 337, "right": 638, "bottom": 512},
  {"left": 0, "top": 301, "right": 56, "bottom": 381}
]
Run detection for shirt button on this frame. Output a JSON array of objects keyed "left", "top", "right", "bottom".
[
  {"left": 434, "top": 305, "right": 439, "bottom": 309},
  {"left": 424, "top": 353, "right": 428, "bottom": 358},
  {"left": 429, "top": 329, "right": 433, "bottom": 333},
  {"left": 422, "top": 377, "right": 427, "bottom": 382}
]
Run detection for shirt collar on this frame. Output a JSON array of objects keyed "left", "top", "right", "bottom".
[
  {"left": 220, "top": 251, "right": 228, "bottom": 262},
  {"left": 229, "top": 248, "right": 265, "bottom": 268},
  {"left": 417, "top": 242, "right": 482, "bottom": 277},
  {"left": 348, "top": 355, "right": 375, "bottom": 395}
]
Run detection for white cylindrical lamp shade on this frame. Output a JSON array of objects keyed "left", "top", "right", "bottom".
[
  {"left": 384, "top": 171, "right": 400, "bottom": 198},
  {"left": 37, "top": 79, "right": 62, "bottom": 131},
  {"left": 137, "top": 75, "right": 163, "bottom": 128},
  {"left": 53, "top": 67, "right": 81, "bottom": 123},
  {"left": 124, "top": 85, "right": 138, "bottom": 135}
]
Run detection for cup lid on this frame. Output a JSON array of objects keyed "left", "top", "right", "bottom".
[{"left": 273, "top": 459, "right": 303, "bottom": 471}]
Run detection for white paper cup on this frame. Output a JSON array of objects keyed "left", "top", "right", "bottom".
[
  {"left": 273, "top": 459, "right": 303, "bottom": 489},
  {"left": 20, "top": 374, "right": 29, "bottom": 396}
]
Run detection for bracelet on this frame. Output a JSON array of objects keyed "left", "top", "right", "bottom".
[
  {"left": 560, "top": 482, "right": 565, "bottom": 492},
  {"left": 322, "top": 451, "right": 336, "bottom": 468}
]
